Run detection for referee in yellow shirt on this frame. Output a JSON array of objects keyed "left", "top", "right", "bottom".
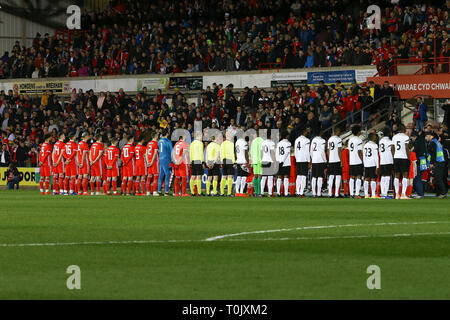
[
  {"left": 190, "top": 132, "right": 204, "bottom": 196},
  {"left": 206, "top": 135, "right": 221, "bottom": 196},
  {"left": 220, "top": 131, "right": 236, "bottom": 196}
]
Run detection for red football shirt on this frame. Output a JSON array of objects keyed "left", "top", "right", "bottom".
[
  {"left": 63, "top": 141, "right": 78, "bottom": 162},
  {"left": 90, "top": 142, "right": 104, "bottom": 163},
  {"left": 77, "top": 140, "right": 89, "bottom": 166},
  {"left": 134, "top": 143, "right": 146, "bottom": 167},
  {"left": 146, "top": 141, "right": 159, "bottom": 166},
  {"left": 121, "top": 143, "right": 135, "bottom": 166},
  {"left": 104, "top": 146, "right": 120, "bottom": 167},
  {"left": 52, "top": 141, "right": 65, "bottom": 164},
  {"left": 39, "top": 142, "right": 52, "bottom": 166}
]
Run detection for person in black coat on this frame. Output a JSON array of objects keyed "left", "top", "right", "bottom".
[{"left": 0, "top": 144, "right": 10, "bottom": 167}]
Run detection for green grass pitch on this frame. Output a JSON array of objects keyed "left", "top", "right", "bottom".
[{"left": 0, "top": 190, "right": 449, "bottom": 299}]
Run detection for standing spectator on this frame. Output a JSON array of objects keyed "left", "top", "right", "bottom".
[
  {"left": 0, "top": 143, "right": 10, "bottom": 167},
  {"left": 413, "top": 97, "right": 428, "bottom": 132},
  {"left": 425, "top": 132, "right": 447, "bottom": 198},
  {"left": 15, "top": 140, "right": 28, "bottom": 167}
]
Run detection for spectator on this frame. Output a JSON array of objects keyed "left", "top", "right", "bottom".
[
  {"left": 0, "top": 143, "right": 10, "bottom": 167},
  {"left": 5, "top": 163, "right": 20, "bottom": 190},
  {"left": 15, "top": 140, "right": 28, "bottom": 166},
  {"left": 413, "top": 97, "right": 428, "bottom": 132}
]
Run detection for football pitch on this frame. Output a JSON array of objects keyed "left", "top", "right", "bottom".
[{"left": 0, "top": 191, "right": 449, "bottom": 300}]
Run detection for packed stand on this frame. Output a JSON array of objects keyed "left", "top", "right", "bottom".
[{"left": 0, "top": 0, "right": 449, "bottom": 79}]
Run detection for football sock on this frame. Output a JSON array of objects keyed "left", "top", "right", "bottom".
[
  {"left": 276, "top": 178, "right": 282, "bottom": 195},
  {"left": 248, "top": 185, "right": 254, "bottom": 196},
  {"left": 364, "top": 181, "right": 369, "bottom": 197},
  {"left": 284, "top": 178, "right": 289, "bottom": 196},
  {"left": 153, "top": 175, "right": 159, "bottom": 193},
  {"left": 227, "top": 177, "right": 233, "bottom": 196},
  {"left": 402, "top": 178, "right": 408, "bottom": 197},
  {"left": 53, "top": 178, "right": 59, "bottom": 193},
  {"left": 267, "top": 176, "right": 274, "bottom": 195},
  {"left": 112, "top": 180, "right": 117, "bottom": 193},
  {"left": 69, "top": 177, "right": 75, "bottom": 193},
  {"left": 300, "top": 176, "right": 307, "bottom": 195},
  {"left": 121, "top": 178, "right": 127, "bottom": 194},
  {"left": 261, "top": 176, "right": 267, "bottom": 195},
  {"left": 39, "top": 179, "right": 44, "bottom": 192},
  {"left": 296, "top": 176, "right": 301, "bottom": 195},
  {"left": 174, "top": 177, "right": 180, "bottom": 195},
  {"left": 82, "top": 178, "right": 88, "bottom": 193},
  {"left": 371, "top": 181, "right": 377, "bottom": 197},
  {"left": 311, "top": 177, "right": 317, "bottom": 196},
  {"left": 343, "top": 180, "right": 349, "bottom": 195},
  {"left": 147, "top": 176, "right": 152, "bottom": 193},
  {"left": 45, "top": 178, "right": 50, "bottom": 192},
  {"left": 335, "top": 175, "right": 341, "bottom": 197},
  {"left": 181, "top": 177, "right": 187, "bottom": 195},
  {"left": 220, "top": 178, "right": 226, "bottom": 195},
  {"left": 355, "top": 179, "right": 362, "bottom": 196},
  {"left": 90, "top": 180, "right": 95, "bottom": 193},
  {"left": 212, "top": 180, "right": 218, "bottom": 195},
  {"left": 59, "top": 177, "right": 65, "bottom": 193},
  {"left": 394, "top": 178, "right": 400, "bottom": 197},
  {"left": 190, "top": 178, "right": 195, "bottom": 194},
  {"left": 97, "top": 180, "right": 101, "bottom": 193},
  {"left": 127, "top": 180, "right": 133, "bottom": 194},
  {"left": 196, "top": 179, "right": 202, "bottom": 195},
  {"left": 235, "top": 177, "right": 241, "bottom": 194},
  {"left": 317, "top": 177, "right": 323, "bottom": 197},
  {"left": 240, "top": 178, "right": 247, "bottom": 194},
  {"left": 349, "top": 178, "right": 354, "bottom": 196},
  {"left": 406, "top": 184, "right": 413, "bottom": 197},
  {"left": 206, "top": 181, "right": 211, "bottom": 195},
  {"left": 328, "top": 175, "right": 334, "bottom": 197}
]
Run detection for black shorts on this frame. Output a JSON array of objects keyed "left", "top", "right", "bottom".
[
  {"left": 191, "top": 163, "right": 203, "bottom": 176},
  {"left": 380, "top": 164, "right": 393, "bottom": 176},
  {"left": 222, "top": 163, "right": 235, "bottom": 176},
  {"left": 262, "top": 162, "right": 275, "bottom": 176},
  {"left": 312, "top": 163, "right": 326, "bottom": 178},
  {"left": 278, "top": 164, "right": 290, "bottom": 176},
  {"left": 328, "top": 162, "right": 342, "bottom": 176},
  {"left": 349, "top": 164, "right": 364, "bottom": 176},
  {"left": 394, "top": 159, "right": 410, "bottom": 174},
  {"left": 208, "top": 164, "right": 220, "bottom": 176},
  {"left": 237, "top": 164, "right": 248, "bottom": 177},
  {"left": 364, "top": 166, "right": 377, "bottom": 179},
  {"left": 296, "top": 162, "right": 309, "bottom": 176}
]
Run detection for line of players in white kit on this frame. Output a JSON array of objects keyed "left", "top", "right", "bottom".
[{"left": 236, "top": 123, "right": 413, "bottom": 199}]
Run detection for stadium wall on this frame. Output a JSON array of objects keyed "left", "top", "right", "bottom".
[
  {"left": 0, "top": 10, "right": 55, "bottom": 57},
  {"left": 0, "top": 65, "right": 377, "bottom": 94}
]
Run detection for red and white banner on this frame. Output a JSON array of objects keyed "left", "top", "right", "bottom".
[{"left": 367, "top": 74, "right": 450, "bottom": 99}]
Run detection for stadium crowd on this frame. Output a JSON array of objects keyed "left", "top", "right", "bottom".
[{"left": 0, "top": 0, "right": 449, "bottom": 79}]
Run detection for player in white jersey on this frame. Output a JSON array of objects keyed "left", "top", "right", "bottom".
[
  {"left": 275, "top": 132, "right": 292, "bottom": 196},
  {"left": 235, "top": 136, "right": 249, "bottom": 197},
  {"left": 260, "top": 130, "right": 276, "bottom": 197},
  {"left": 379, "top": 127, "right": 394, "bottom": 198},
  {"left": 327, "top": 127, "right": 343, "bottom": 198},
  {"left": 294, "top": 128, "right": 311, "bottom": 197},
  {"left": 348, "top": 125, "right": 364, "bottom": 198},
  {"left": 310, "top": 132, "right": 327, "bottom": 197},
  {"left": 392, "top": 124, "right": 411, "bottom": 199},
  {"left": 363, "top": 133, "right": 379, "bottom": 199}
]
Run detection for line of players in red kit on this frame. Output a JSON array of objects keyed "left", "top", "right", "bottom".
[{"left": 37, "top": 131, "right": 190, "bottom": 196}]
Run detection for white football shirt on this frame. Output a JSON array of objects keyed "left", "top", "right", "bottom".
[
  {"left": 348, "top": 136, "right": 363, "bottom": 165},
  {"left": 310, "top": 136, "right": 327, "bottom": 163},
  {"left": 276, "top": 139, "right": 291, "bottom": 166},
  {"left": 261, "top": 139, "right": 275, "bottom": 163},
  {"left": 235, "top": 138, "right": 248, "bottom": 164},
  {"left": 294, "top": 135, "right": 310, "bottom": 163},
  {"left": 379, "top": 137, "right": 394, "bottom": 165},
  {"left": 327, "top": 135, "right": 342, "bottom": 163},
  {"left": 392, "top": 133, "right": 409, "bottom": 159},
  {"left": 363, "top": 141, "right": 379, "bottom": 168}
]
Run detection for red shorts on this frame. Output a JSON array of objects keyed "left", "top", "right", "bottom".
[
  {"left": 106, "top": 166, "right": 119, "bottom": 178},
  {"left": 52, "top": 162, "right": 64, "bottom": 175},
  {"left": 122, "top": 164, "right": 135, "bottom": 177},
  {"left": 91, "top": 161, "right": 103, "bottom": 177},
  {"left": 174, "top": 163, "right": 189, "bottom": 177},
  {"left": 147, "top": 163, "right": 159, "bottom": 175},
  {"left": 65, "top": 163, "right": 78, "bottom": 176},
  {"left": 40, "top": 165, "right": 51, "bottom": 177},
  {"left": 135, "top": 164, "right": 146, "bottom": 176},
  {"left": 78, "top": 164, "right": 89, "bottom": 175}
]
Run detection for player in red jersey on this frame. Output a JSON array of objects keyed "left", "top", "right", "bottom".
[
  {"left": 52, "top": 132, "right": 66, "bottom": 194},
  {"left": 89, "top": 134, "right": 104, "bottom": 195},
  {"left": 76, "top": 132, "right": 90, "bottom": 195},
  {"left": 121, "top": 135, "right": 135, "bottom": 195},
  {"left": 407, "top": 148, "right": 417, "bottom": 197},
  {"left": 38, "top": 134, "right": 53, "bottom": 195},
  {"left": 173, "top": 135, "right": 190, "bottom": 197},
  {"left": 341, "top": 142, "right": 350, "bottom": 197},
  {"left": 101, "top": 141, "right": 109, "bottom": 194},
  {"left": 134, "top": 136, "right": 147, "bottom": 195},
  {"left": 63, "top": 132, "right": 79, "bottom": 195},
  {"left": 146, "top": 132, "right": 159, "bottom": 196},
  {"left": 104, "top": 138, "right": 120, "bottom": 195}
]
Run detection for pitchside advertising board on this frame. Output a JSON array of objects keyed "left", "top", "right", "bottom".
[
  {"left": 12, "top": 81, "right": 71, "bottom": 95},
  {"left": 367, "top": 74, "right": 450, "bottom": 99},
  {"left": 0, "top": 167, "right": 40, "bottom": 187}
]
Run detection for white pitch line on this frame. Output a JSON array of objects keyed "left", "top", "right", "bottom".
[
  {"left": 0, "top": 221, "right": 449, "bottom": 248},
  {"left": 203, "top": 221, "right": 450, "bottom": 241},
  {"left": 0, "top": 231, "right": 449, "bottom": 248}
]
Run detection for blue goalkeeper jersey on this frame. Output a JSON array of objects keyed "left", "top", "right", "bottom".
[{"left": 158, "top": 137, "right": 173, "bottom": 165}]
